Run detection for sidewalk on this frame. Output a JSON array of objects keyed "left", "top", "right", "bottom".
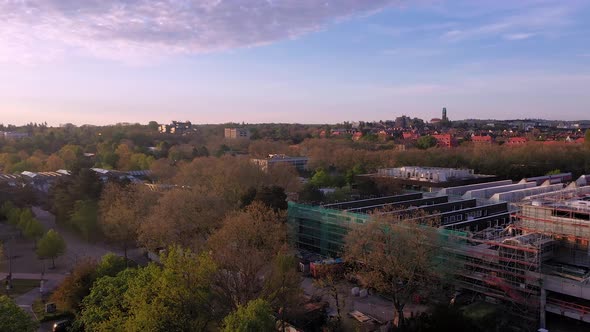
[{"left": 3, "top": 272, "right": 67, "bottom": 321}]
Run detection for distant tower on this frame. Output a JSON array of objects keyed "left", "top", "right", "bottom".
[{"left": 442, "top": 107, "right": 448, "bottom": 122}]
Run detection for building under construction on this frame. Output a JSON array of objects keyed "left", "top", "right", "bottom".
[{"left": 289, "top": 173, "right": 590, "bottom": 329}]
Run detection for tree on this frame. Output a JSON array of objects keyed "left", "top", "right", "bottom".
[
  {"left": 51, "top": 254, "right": 127, "bottom": 314},
  {"left": 312, "top": 264, "right": 345, "bottom": 329},
  {"left": 254, "top": 186, "right": 288, "bottom": 212},
  {"left": 79, "top": 269, "right": 138, "bottom": 331},
  {"left": 70, "top": 200, "right": 100, "bottom": 241},
  {"left": 126, "top": 247, "right": 218, "bottom": 331},
  {"left": 50, "top": 258, "right": 97, "bottom": 313},
  {"left": 221, "top": 298, "right": 276, "bottom": 332},
  {"left": 23, "top": 218, "right": 44, "bottom": 247},
  {"left": 139, "top": 186, "right": 226, "bottom": 252},
  {"left": 17, "top": 208, "right": 35, "bottom": 231},
  {"left": 0, "top": 295, "right": 39, "bottom": 332},
  {"left": 263, "top": 252, "right": 302, "bottom": 332},
  {"left": 343, "top": 212, "right": 450, "bottom": 327},
  {"left": 100, "top": 183, "right": 157, "bottom": 263},
  {"left": 95, "top": 253, "right": 128, "bottom": 278},
  {"left": 37, "top": 229, "right": 66, "bottom": 269},
  {"left": 298, "top": 183, "right": 324, "bottom": 203},
  {"left": 586, "top": 129, "right": 590, "bottom": 148},
  {"left": 416, "top": 135, "right": 438, "bottom": 149},
  {"left": 310, "top": 168, "right": 331, "bottom": 187},
  {"left": 208, "top": 203, "right": 288, "bottom": 312},
  {"left": 148, "top": 121, "right": 159, "bottom": 131},
  {"left": 0, "top": 200, "right": 15, "bottom": 220}
]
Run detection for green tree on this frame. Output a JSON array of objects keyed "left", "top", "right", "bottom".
[
  {"left": 23, "top": 218, "right": 44, "bottom": 246},
  {"left": 585, "top": 129, "right": 590, "bottom": 147},
  {"left": 95, "top": 253, "right": 128, "bottom": 278},
  {"left": 221, "top": 298, "right": 276, "bottom": 332},
  {"left": 148, "top": 121, "right": 159, "bottom": 131},
  {"left": 6, "top": 206, "right": 22, "bottom": 226},
  {"left": 124, "top": 247, "right": 218, "bottom": 331},
  {"left": 70, "top": 200, "right": 100, "bottom": 241},
  {"left": 0, "top": 200, "right": 15, "bottom": 220},
  {"left": 416, "top": 135, "right": 438, "bottom": 149},
  {"left": 51, "top": 254, "right": 127, "bottom": 315},
  {"left": 0, "top": 295, "right": 39, "bottom": 332},
  {"left": 37, "top": 229, "right": 66, "bottom": 269},
  {"left": 17, "top": 208, "right": 35, "bottom": 232},
  {"left": 79, "top": 269, "right": 138, "bottom": 331},
  {"left": 310, "top": 168, "right": 331, "bottom": 187}
]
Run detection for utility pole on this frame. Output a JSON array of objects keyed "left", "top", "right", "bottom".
[{"left": 7, "top": 235, "right": 13, "bottom": 290}]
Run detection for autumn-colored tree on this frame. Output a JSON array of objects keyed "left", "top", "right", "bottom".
[
  {"left": 267, "top": 163, "right": 302, "bottom": 193},
  {"left": 312, "top": 264, "right": 345, "bottom": 329},
  {"left": 100, "top": 183, "right": 157, "bottom": 262},
  {"left": 50, "top": 258, "right": 97, "bottom": 313},
  {"left": 208, "top": 202, "right": 288, "bottom": 313},
  {"left": 263, "top": 251, "right": 303, "bottom": 332},
  {"left": 44, "top": 153, "right": 66, "bottom": 171},
  {"left": 343, "top": 212, "right": 451, "bottom": 327},
  {"left": 171, "top": 156, "right": 268, "bottom": 207},
  {"left": 139, "top": 186, "right": 227, "bottom": 252},
  {"left": 52, "top": 254, "right": 127, "bottom": 315},
  {"left": 115, "top": 143, "right": 133, "bottom": 170}
]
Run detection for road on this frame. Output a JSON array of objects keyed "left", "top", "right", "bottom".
[
  {"left": 1, "top": 208, "right": 147, "bottom": 331},
  {"left": 32, "top": 207, "right": 123, "bottom": 271}
]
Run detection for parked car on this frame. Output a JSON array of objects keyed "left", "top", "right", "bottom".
[{"left": 53, "top": 319, "right": 72, "bottom": 332}]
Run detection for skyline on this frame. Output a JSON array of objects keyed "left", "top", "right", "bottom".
[{"left": 1, "top": 0, "right": 590, "bottom": 126}]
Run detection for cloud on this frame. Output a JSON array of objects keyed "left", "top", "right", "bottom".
[
  {"left": 0, "top": 0, "right": 399, "bottom": 64},
  {"left": 441, "top": 5, "right": 573, "bottom": 42},
  {"left": 381, "top": 47, "right": 443, "bottom": 57},
  {"left": 504, "top": 33, "right": 535, "bottom": 40}
]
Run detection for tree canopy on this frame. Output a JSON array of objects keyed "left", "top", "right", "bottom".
[
  {"left": 221, "top": 298, "right": 276, "bottom": 332},
  {"left": 0, "top": 295, "right": 39, "bottom": 332},
  {"left": 37, "top": 229, "right": 66, "bottom": 268}
]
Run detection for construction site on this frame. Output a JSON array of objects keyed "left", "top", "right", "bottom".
[{"left": 288, "top": 169, "right": 590, "bottom": 330}]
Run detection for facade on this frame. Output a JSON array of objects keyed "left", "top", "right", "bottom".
[
  {"left": 507, "top": 137, "right": 528, "bottom": 145},
  {"left": 471, "top": 135, "right": 494, "bottom": 144},
  {"left": 289, "top": 178, "right": 590, "bottom": 328},
  {"left": 224, "top": 127, "right": 250, "bottom": 139},
  {"left": 289, "top": 192, "right": 510, "bottom": 257},
  {"left": 1, "top": 131, "right": 30, "bottom": 140},
  {"left": 360, "top": 167, "right": 498, "bottom": 192},
  {"left": 432, "top": 134, "right": 454, "bottom": 147},
  {"left": 159, "top": 121, "right": 193, "bottom": 134},
  {"left": 251, "top": 154, "right": 308, "bottom": 172}
]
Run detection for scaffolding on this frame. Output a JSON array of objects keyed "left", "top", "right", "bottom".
[{"left": 289, "top": 187, "right": 590, "bottom": 326}]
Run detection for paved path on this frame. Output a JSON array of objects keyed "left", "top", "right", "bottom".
[{"left": 32, "top": 207, "right": 123, "bottom": 270}]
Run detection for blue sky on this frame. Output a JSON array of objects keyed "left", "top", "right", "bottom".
[{"left": 1, "top": 0, "right": 589, "bottom": 125}]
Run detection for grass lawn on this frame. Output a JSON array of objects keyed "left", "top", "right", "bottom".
[{"left": 6, "top": 278, "right": 40, "bottom": 298}]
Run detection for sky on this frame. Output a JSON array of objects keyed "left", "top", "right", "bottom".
[{"left": 1, "top": 0, "right": 589, "bottom": 126}]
